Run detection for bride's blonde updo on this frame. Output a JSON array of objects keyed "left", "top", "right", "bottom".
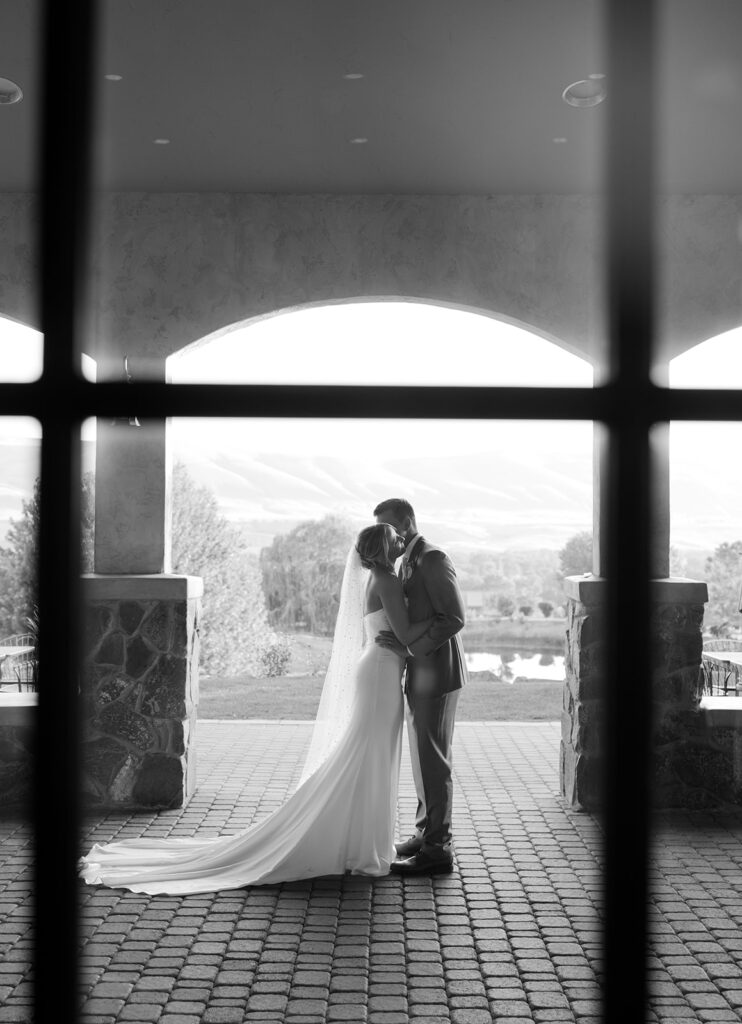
[{"left": 356, "top": 523, "right": 397, "bottom": 572}]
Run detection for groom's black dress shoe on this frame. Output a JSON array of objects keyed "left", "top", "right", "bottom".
[
  {"left": 394, "top": 834, "right": 423, "bottom": 858},
  {"left": 390, "top": 849, "right": 454, "bottom": 876}
]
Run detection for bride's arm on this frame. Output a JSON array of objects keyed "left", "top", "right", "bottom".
[{"left": 374, "top": 571, "right": 434, "bottom": 645}]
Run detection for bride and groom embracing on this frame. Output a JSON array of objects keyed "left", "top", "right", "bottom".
[{"left": 79, "top": 498, "right": 468, "bottom": 894}]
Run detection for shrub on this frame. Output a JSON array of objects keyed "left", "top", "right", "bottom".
[{"left": 256, "top": 632, "right": 292, "bottom": 678}]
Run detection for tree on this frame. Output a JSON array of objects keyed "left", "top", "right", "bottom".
[
  {"left": 0, "top": 478, "right": 40, "bottom": 635},
  {"left": 260, "top": 515, "right": 356, "bottom": 635},
  {"left": 496, "top": 595, "right": 515, "bottom": 618},
  {"left": 538, "top": 601, "right": 554, "bottom": 618},
  {"left": 704, "top": 541, "right": 742, "bottom": 632},
  {"left": 170, "top": 463, "right": 275, "bottom": 676},
  {"left": 518, "top": 604, "right": 533, "bottom": 618},
  {"left": 0, "top": 471, "right": 96, "bottom": 636},
  {"left": 0, "top": 465, "right": 277, "bottom": 676},
  {"left": 559, "top": 531, "right": 593, "bottom": 577}
]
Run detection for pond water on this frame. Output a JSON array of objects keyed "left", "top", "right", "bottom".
[{"left": 465, "top": 648, "right": 565, "bottom": 683}]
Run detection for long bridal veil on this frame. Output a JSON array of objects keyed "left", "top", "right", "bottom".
[{"left": 299, "top": 544, "right": 367, "bottom": 784}]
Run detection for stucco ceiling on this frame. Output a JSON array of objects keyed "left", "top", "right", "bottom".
[{"left": 0, "top": 1, "right": 740, "bottom": 194}]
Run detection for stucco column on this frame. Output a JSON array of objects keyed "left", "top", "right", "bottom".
[
  {"left": 94, "top": 419, "right": 172, "bottom": 573},
  {"left": 94, "top": 356, "right": 171, "bottom": 574}
]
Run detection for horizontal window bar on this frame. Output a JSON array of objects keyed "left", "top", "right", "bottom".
[
  {"left": 2, "top": 380, "right": 742, "bottom": 421},
  {"left": 0, "top": 380, "right": 739, "bottom": 419}
]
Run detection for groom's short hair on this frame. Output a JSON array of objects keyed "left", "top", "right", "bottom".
[{"left": 373, "top": 498, "right": 415, "bottom": 522}]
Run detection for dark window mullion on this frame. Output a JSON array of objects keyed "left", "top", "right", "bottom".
[
  {"left": 603, "top": 1, "right": 656, "bottom": 1021},
  {"left": 35, "top": 1, "right": 96, "bottom": 1022}
]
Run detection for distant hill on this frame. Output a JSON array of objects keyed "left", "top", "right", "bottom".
[
  {"left": 0, "top": 431, "right": 739, "bottom": 563},
  {"left": 172, "top": 441, "right": 594, "bottom": 552}
]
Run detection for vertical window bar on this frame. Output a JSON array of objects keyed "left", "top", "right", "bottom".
[
  {"left": 35, "top": 1, "right": 96, "bottom": 1021},
  {"left": 603, "top": 1, "right": 655, "bottom": 1021}
]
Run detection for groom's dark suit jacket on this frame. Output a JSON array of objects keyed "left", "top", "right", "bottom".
[{"left": 402, "top": 537, "right": 468, "bottom": 698}]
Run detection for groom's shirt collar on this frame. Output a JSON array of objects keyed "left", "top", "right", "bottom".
[{"left": 403, "top": 533, "right": 422, "bottom": 561}]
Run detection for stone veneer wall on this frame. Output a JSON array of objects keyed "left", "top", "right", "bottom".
[
  {"left": 561, "top": 576, "right": 724, "bottom": 811},
  {"left": 81, "top": 574, "right": 202, "bottom": 810},
  {"left": 0, "top": 698, "right": 36, "bottom": 808}
]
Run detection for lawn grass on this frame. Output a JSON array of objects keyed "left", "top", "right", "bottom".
[
  {"left": 199, "top": 672, "right": 563, "bottom": 721},
  {"left": 199, "top": 631, "right": 564, "bottom": 721}
]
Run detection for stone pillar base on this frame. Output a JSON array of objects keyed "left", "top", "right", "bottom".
[
  {"left": 81, "top": 574, "right": 202, "bottom": 810},
  {"left": 0, "top": 696, "right": 36, "bottom": 810},
  {"left": 561, "top": 576, "right": 710, "bottom": 811}
]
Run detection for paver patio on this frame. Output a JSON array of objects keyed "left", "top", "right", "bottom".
[{"left": 1, "top": 720, "right": 742, "bottom": 1023}]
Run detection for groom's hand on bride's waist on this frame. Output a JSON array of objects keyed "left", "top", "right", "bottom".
[{"left": 374, "top": 630, "right": 407, "bottom": 658}]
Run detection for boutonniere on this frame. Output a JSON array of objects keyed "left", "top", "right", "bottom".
[{"left": 403, "top": 560, "right": 414, "bottom": 583}]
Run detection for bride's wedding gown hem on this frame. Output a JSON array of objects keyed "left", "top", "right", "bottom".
[{"left": 79, "top": 609, "right": 403, "bottom": 895}]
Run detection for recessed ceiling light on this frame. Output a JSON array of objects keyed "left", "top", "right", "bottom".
[
  {"left": 343, "top": 73, "right": 364, "bottom": 80},
  {"left": 588, "top": 73, "right": 606, "bottom": 81},
  {"left": 562, "top": 78, "right": 606, "bottom": 108},
  {"left": 104, "top": 74, "right": 123, "bottom": 81},
  {"left": 349, "top": 137, "right": 368, "bottom": 144},
  {"left": 0, "top": 77, "right": 23, "bottom": 105},
  {"left": 553, "top": 137, "right": 567, "bottom": 144},
  {"left": 153, "top": 138, "right": 170, "bottom": 145}
]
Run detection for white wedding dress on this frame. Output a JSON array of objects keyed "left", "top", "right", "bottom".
[{"left": 79, "top": 607, "right": 404, "bottom": 895}]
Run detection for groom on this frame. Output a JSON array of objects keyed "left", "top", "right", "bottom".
[{"left": 373, "top": 498, "right": 468, "bottom": 875}]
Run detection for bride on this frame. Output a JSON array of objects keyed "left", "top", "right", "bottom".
[{"left": 79, "top": 523, "right": 436, "bottom": 894}]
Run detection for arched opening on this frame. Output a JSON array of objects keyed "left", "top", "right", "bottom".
[
  {"left": 165, "top": 301, "right": 594, "bottom": 721},
  {"left": 669, "top": 326, "right": 742, "bottom": 640},
  {"left": 169, "top": 299, "right": 593, "bottom": 387}
]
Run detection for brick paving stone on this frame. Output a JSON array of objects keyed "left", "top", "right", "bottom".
[
  {"left": 290, "top": 985, "right": 330, "bottom": 999},
  {"left": 7, "top": 722, "right": 742, "bottom": 1024},
  {"left": 88, "top": 982, "right": 133, "bottom": 998},
  {"left": 450, "top": 1009, "right": 495, "bottom": 1023},
  {"left": 129, "top": 990, "right": 171, "bottom": 1005},
  {"left": 687, "top": 993, "right": 737, "bottom": 1010},
  {"left": 201, "top": 1010, "right": 245, "bottom": 1023},
  {"left": 246, "top": 993, "right": 289, "bottom": 1012},
  {"left": 118, "top": 1005, "right": 164, "bottom": 1021},
  {"left": 80, "top": 997, "right": 127, "bottom": 1016},
  {"left": 288, "top": 995, "right": 333, "bottom": 1013},
  {"left": 162, "top": 1002, "right": 206, "bottom": 1015}
]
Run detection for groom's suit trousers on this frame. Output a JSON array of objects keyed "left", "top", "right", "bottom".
[{"left": 405, "top": 687, "right": 460, "bottom": 851}]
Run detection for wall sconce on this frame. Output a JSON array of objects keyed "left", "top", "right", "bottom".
[{"left": 111, "top": 355, "right": 141, "bottom": 427}]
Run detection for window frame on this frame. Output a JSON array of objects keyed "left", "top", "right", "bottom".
[{"left": 0, "top": 1, "right": 737, "bottom": 1020}]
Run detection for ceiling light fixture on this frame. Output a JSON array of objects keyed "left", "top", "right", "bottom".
[
  {"left": 104, "top": 74, "right": 123, "bottom": 81},
  {"left": 343, "top": 73, "right": 364, "bottom": 80},
  {"left": 562, "top": 76, "right": 606, "bottom": 108},
  {"left": 553, "top": 137, "right": 567, "bottom": 144},
  {"left": 0, "top": 77, "right": 23, "bottom": 105},
  {"left": 349, "top": 137, "right": 368, "bottom": 144},
  {"left": 153, "top": 138, "right": 170, "bottom": 145}
]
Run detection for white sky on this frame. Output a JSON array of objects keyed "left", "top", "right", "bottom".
[{"left": 169, "top": 303, "right": 594, "bottom": 388}]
